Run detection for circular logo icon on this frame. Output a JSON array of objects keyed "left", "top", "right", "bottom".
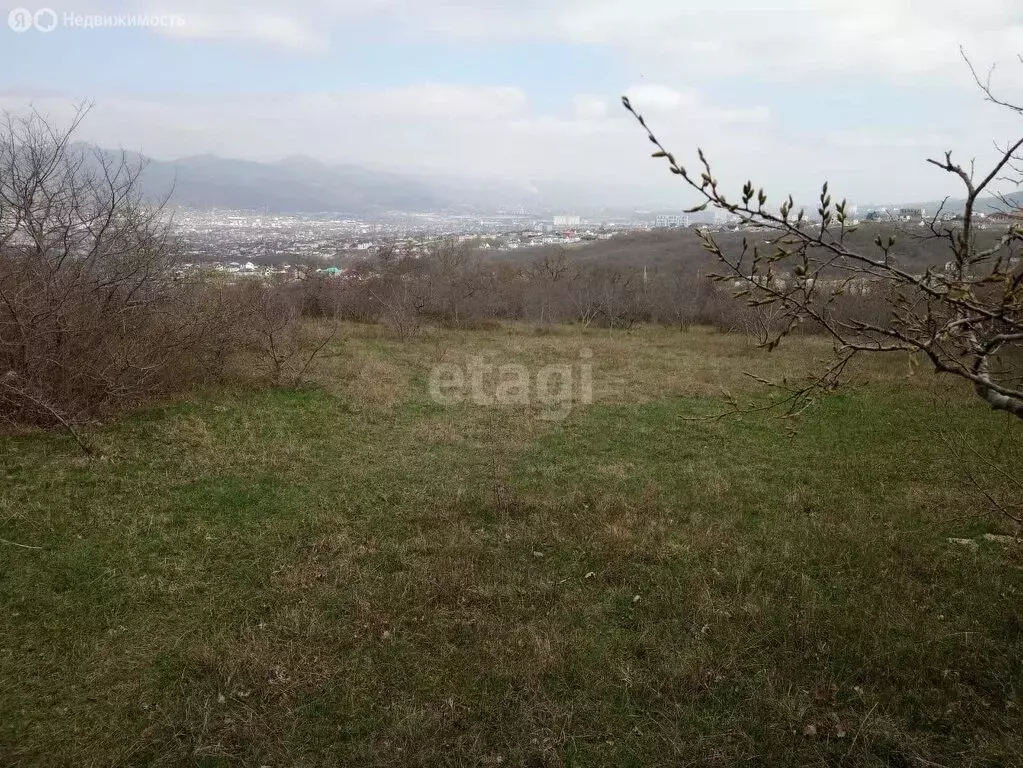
[
  {"left": 7, "top": 7, "right": 33, "bottom": 32},
  {"left": 34, "top": 8, "right": 57, "bottom": 32}
]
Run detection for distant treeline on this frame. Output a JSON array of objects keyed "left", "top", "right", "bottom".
[{"left": 296, "top": 236, "right": 907, "bottom": 339}]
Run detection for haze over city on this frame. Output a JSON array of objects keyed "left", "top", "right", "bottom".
[{"left": 4, "top": 0, "right": 1023, "bottom": 209}]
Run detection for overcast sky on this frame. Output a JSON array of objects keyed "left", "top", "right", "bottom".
[{"left": 2, "top": 0, "right": 1023, "bottom": 207}]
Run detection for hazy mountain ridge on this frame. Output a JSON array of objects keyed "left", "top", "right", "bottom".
[
  {"left": 72, "top": 146, "right": 684, "bottom": 215},
  {"left": 132, "top": 153, "right": 547, "bottom": 214},
  {"left": 868, "top": 192, "right": 1023, "bottom": 216},
  {"left": 79, "top": 145, "right": 1023, "bottom": 216}
]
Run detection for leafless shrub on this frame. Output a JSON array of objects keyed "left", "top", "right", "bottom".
[
  {"left": 231, "top": 280, "right": 340, "bottom": 386},
  {"left": 0, "top": 106, "right": 335, "bottom": 431},
  {"left": 0, "top": 104, "right": 214, "bottom": 426},
  {"left": 371, "top": 278, "right": 424, "bottom": 341},
  {"left": 524, "top": 249, "right": 570, "bottom": 324},
  {"left": 418, "top": 240, "right": 489, "bottom": 328}
]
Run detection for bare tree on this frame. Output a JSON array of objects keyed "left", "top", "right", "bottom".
[
  {"left": 0, "top": 106, "right": 337, "bottom": 432},
  {"left": 371, "top": 278, "right": 424, "bottom": 341},
  {"left": 0, "top": 103, "right": 199, "bottom": 426},
  {"left": 420, "top": 240, "right": 487, "bottom": 328},
  {"left": 234, "top": 279, "right": 339, "bottom": 386},
  {"left": 526, "top": 249, "right": 569, "bottom": 324},
  {"left": 623, "top": 53, "right": 1023, "bottom": 420},
  {"left": 566, "top": 268, "right": 604, "bottom": 328}
]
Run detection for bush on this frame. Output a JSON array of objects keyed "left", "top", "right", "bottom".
[{"left": 0, "top": 107, "right": 333, "bottom": 429}]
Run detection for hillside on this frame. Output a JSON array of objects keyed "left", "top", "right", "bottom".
[
  {"left": 501, "top": 223, "right": 1000, "bottom": 275},
  {"left": 2, "top": 324, "right": 1020, "bottom": 766}
]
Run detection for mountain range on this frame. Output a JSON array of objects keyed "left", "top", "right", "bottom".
[
  {"left": 88, "top": 146, "right": 1023, "bottom": 217},
  {"left": 899, "top": 192, "right": 1023, "bottom": 216},
  {"left": 101, "top": 149, "right": 669, "bottom": 216},
  {"left": 124, "top": 152, "right": 550, "bottom": 215}
]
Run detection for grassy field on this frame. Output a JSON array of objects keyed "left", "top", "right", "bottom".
[{"left": 1, "top": 324, "right": 1021, "bottom": 766}]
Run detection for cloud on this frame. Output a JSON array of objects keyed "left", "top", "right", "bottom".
[
  {"left": 47, "top": 0, "right": 1023, "bottom": 82},
  {"left": 358, "top": 84, "right": 529, "bottom": 120},
  {"left": 407, "top": 0, "right": 1023, "bottom": 83},
  {"left": 826, "top": 130, "right": 955, "bottom": 150},
  {"left": 624, "top": 84, "right": 770, "bottom": 124},
  {"left": 156, "top": 11, "right": 326, "bottom": 52},
  {"left": 8, "top": 67, "right": 1016, "bottom": 205},
  {"left": 0, "top": 83, "right": 781, "bottom": 203},
  {"left": 625, "top": 85, "right": 699, "bottom": 112},
  {"left": 572, "top": 96, "right": 609, "bottom": 121},
  {"left": 5, "top": 1, "right": 1022, "bottom": 205}
]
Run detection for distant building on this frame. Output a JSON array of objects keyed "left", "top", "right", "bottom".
[
  {"left": 553, "top": 215, "right": 581, "bottom": 228},
  {"left": 988, "top": 209, "right": 1023, "bottom": 223},
  {"left": 655, "top": 214, "right": 689, "bottom": 228},
  {"left": 865, "top": 208, "right": 897, "bottom": 221}
]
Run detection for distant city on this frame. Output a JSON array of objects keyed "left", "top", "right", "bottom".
[
  {"left": 170, "top": 199, "right": 996, "bottom": 279},
  {"left": 170, "top": 207, "right": 656, "bottom": 275},
  {"left": 170, "top": 204, "right": 758, "bottom": 273},
  {"left": 115, "top": 147, "right": 1014, "bottom": 277}
]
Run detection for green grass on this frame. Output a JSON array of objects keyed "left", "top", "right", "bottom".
[{"left": 1, "top": 324, "right": 1021, "bottom": 766}]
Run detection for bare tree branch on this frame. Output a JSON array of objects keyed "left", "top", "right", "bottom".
[{"left": 622, "top": 63, "right": 1023, "bottom": 421}]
